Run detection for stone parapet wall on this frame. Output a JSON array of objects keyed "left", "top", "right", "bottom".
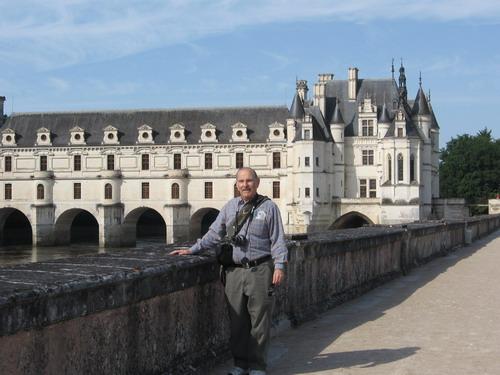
[{"left": 0, "top": 215, "right": 499, "bottom": 374}]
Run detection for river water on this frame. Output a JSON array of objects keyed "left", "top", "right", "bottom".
[{"left": 0, "top": 239, "right": 170, "bottom": 267}]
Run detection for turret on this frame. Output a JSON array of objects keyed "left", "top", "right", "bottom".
[
  {"left": 330, "top": 100, "right": 345, "bottom": 143},
  {"left": 412, "top": 84, "right": 432, "bottom": 141}
]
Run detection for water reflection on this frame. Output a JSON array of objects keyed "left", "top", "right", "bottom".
[{"left": 0, "top": 239, "right": 167, "bottom": 267}]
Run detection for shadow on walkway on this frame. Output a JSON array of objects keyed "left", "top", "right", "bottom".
[{"left": 274, "top": 347, "right": 421, "bottom": 374}]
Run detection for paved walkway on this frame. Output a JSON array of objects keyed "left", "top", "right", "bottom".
[{"left": 211, "top": 230, "right": 500, "bottom": 374}]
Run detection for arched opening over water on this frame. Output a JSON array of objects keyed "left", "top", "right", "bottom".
[
  {"left": 55, "top": 209, "right": 99, "bottom": 245},
  {"left": 330, "top": 211, "right": 373, "bottom": 229},
  {"left": 123, "top": 207, "right": 166, "bottom": 246},
  {"left": 190, "top": 208, "right": 219, "bottom": 241},
  {"left": 0, "top": 208, "right": 32, "bottom": 245}
]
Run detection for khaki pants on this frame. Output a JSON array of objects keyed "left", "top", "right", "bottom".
[{"left": 224, "top": 260, "right": 274, "bottom": 371}]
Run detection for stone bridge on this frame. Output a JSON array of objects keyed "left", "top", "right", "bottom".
[{"left": 0, "top": 215, "right": 498, "bottom": 374}]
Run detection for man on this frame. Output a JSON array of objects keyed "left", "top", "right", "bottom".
[{"left": 171, "top": 167, "right": 287, "bottom": 375}]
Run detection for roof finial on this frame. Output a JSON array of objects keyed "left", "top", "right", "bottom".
[
  {"left": 419, "top": 71, "right": 422, "bottom": 87},
  {"left": 391, "top": 58, "right": 395, "bottom": 80},
  {"left": 428, "top": 89, "right": 431, "bottom": 103}
]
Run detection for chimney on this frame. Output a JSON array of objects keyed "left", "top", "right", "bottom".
[
  {"left": 296, "top": 80, "right": 308, "bottom": 102},
  {"left": 0, "top": 96, "right": 5, "bottom": 122},
  {"left": 313, "top": 73, "right": 333, "bottom": 117},
  {"left": 348, "top": 67, "right": 358, "bottom": 101}
]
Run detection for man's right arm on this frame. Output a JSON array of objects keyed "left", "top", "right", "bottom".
[{"left": 170, "top": 204, "right": 228, "bottom": 256}]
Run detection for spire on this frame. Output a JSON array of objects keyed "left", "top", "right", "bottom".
[
  {"left": 289, "top": 91, "right": 305, "bottom": 119},
  {"left": 378, "top": 101, "right": 391, "bottom": 123},
  {"left": 331, "top": 99, "right": 344, "bottom": 124},
  {"left": 412, "top": 86, "right": 431, "bottom": 116},
  {"left": 391, "top": 58, "right": 395, "bottom": 80},
  {"left": 398, "top": 58, "right": 407, "bottom": 105}
]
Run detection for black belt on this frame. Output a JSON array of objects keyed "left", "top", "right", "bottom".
[{"left": 234, "top": 255, "right": 272, "bottom": 269}]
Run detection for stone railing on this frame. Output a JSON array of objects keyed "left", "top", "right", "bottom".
[{"left": 0, "top": 215, "right": 499, "bottom": 374}]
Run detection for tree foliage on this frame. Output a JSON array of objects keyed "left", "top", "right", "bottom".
[{"left": 440, "top": 128, "right": 500, "bottom": 204}]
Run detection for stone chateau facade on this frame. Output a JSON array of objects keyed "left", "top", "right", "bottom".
[{"left": 0, "top": 64, "right": 443, "bottom": 247}]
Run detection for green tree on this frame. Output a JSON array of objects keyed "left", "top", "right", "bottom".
[{"left": 440, "top": 128, "right": 500, "bottom": 207}]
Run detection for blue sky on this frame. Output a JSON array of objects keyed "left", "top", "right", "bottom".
[{"left": 1, "top": 0, "right": 499, "bottom": 147}]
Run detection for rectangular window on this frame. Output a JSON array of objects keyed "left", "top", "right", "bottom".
[
  {"left": 5, "top": 183, "right": 12, "bottom": 200},
  {"left": 205, "top": 153, "right": 213, "bottom": 169},
  {"left": 362, "top": 150, "right": 374, "bottom": 165},
  {"left": 315, "top": 157, "right": 319, "bottom": 167},
  {"left": 273, "top": 181, "right": 280, "bottom": 199},
  {"left": 205, "top": 182, "right": 213, "bottom": 199},
  {"left": 107, "top": 155, "right": 114, "bottom": 171},
  {"left": 273, "top": 152, "right": 281, "bottom": 169},
  {"left": 174, "top": 154, "right": 181, "bottom": 170},
  {"left": 304, "top": 129, "right": 311, "bottom": 140},
  {"left": 360, "top": 179, "right": 367, "bottom": 198},
  {"left": 40, "top": 155, "right": 47, "bottom": 171},
  {"left": 316, "top": 187, "right": 319, "bottom": 197},
  {"left": 141, "top": 154, "right": 149, "bottom": 170},
  {"left": 305, "top": 187, "right": 310, "bottom": 198},
  {"left": 362, "top": 119, "right": 374, "bottom": 136},
  {"left": 305, "top": 157, "right": 310, "bottom": 167},
  {"left": 142, "top": 182, "right": 150, "bottom": 199},
  {"left": 236, "top": 153, "right": 244, "bottom": 168},
  {"left": 4, "top": 156, "right": 12, "bottom": 172},
  {"left": 74, "top": 183, "right": 81, "bottom": 199},
  {"left": 74, "top": 155, "right": 81, "bottom": 171},
  {"left": 397, "top": 127, "right": 404, "bottom": 137},
  {"left": 369, "top": 179, "right": 377, "bottom": 198}
]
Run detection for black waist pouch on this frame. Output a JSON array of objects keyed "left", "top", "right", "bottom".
[{"left": 216, "top": 243, "right": 235, "bottom": 267}]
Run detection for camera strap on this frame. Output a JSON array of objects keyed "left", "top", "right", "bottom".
[{"left": 226, "top": 194, "right": 269, "bottom": 239}]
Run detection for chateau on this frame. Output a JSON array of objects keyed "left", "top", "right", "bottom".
[{"left": 0, "top": 64, "right": 443, "bottom": 247}]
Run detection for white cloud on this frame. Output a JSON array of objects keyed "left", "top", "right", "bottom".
[
  {"left": 1, "top": 0, "right": 500, "bottom": 70},
  {"left": 47, "top": 77, "right": 70, "bottom": 92}
]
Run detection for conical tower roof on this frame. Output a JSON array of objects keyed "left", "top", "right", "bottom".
[
  {"left": 289, "top": 92, "right": 305, "bottom": 119},
  {"left": 412, "top": 86, "right": 431, "bottom": 116},
  {"left": 330, "top": 101, "right": 344, "bottom": 124}
]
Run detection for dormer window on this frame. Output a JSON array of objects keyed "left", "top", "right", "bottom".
[
  {"left": 36, "top": 127, "right": 52, "bottom": 146},
  {"left": 268, "top": 121, "right": 285, "bottom": 142},
  {"left": 169, "top": 123, "right": 186, "bottom": 143},
  {"left": 231, "top": 122, "right": 249, "bottom": 142},
  {"left": 103, "top": 125, "right": 119, "bottom": 145},
  {"left": 1, "top": 128, "right": 16, "bottom": 147},
  {"left": 137, "top": 124, "right": 154, "bottom": 144},
  {"left": 200, "top": 123, "right": 218, "bottom": 143},
  {"left": 362, "top": 120, "right": 374, "bottom": 136},
  {"left": 69, "top": 126, "right": 86, "bottom": 145}
]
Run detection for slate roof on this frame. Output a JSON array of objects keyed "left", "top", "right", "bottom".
[
  {"left": 412, "top": 87, "right": 431, "bottom": 116},
  {"left": 325, "top": 78, "right": 400, "bottom": 136},
  {"left": 289, "top": 93, "right": 305, "bottom": 119},
  {"left": 1, "top": 106, "right": 289, "bottom": 147}
]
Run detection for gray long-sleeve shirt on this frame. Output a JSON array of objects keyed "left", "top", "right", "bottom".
[{"left": 190, "top": 197, "right": 288, "bottom": 269}]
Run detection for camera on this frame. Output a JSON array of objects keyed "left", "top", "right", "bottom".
[{"left": 231, "top": 234, "right": 247, "bottom": 246}]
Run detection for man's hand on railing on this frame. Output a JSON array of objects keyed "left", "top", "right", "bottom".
[{"left": 169, "top": 249, "right": 192, "bottom": 256}]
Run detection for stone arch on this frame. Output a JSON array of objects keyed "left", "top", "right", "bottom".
[
  {"left": 190, "top": 208, "right": 220, "bottom": 241},
  {"left": 0, "top": 208, "right": 33, "bottom": 245},
  {"left": 54, "top": 209, "right": 99, "bottom": 245},
  {"left": 330, "top": 211, "right": 373, "bottom": 229},
  {"left": 122, "top": 207, "right": 167, "bottom": 246}
]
